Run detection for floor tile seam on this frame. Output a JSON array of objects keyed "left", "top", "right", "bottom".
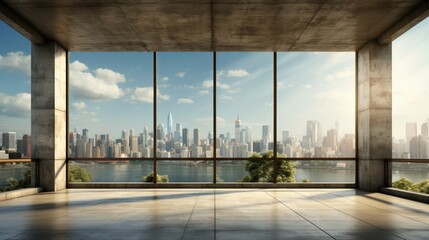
[
  {"left": 180, "top": 192, "right": 201, "bottom": 240},
  {"left": 325, "top": 192, "right": 429, "bottom": 226},
  {"left": 264, "top": 191, "right": 336, "bottom": 240},
  {"left": 292, "top": 191, "right": 408, "bottom": 240}
]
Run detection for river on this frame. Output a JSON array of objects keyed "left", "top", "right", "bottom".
[{"left": 2, "top": 161, "right": 428, "bottom": 188}]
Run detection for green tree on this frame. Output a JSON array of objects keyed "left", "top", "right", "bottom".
[
  {"left": 411, "top": 180, "right": 429, "bottom": 194},
  {"left": 69, "top": 164, "right": 92, "bottom": 182},
  {"left": 242, "top": 151, "right": 295, "bottom": 182},
  {"left": 143, "top": 172, "right": 169, "bottom": 183},
  {"left": 1, "top": 169, "right": 32, "bottom": 192},
  {"left": 392, "top": 177, "right": 413, "bottom": 191}
]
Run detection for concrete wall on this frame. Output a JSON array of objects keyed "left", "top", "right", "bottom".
[
  {"left": 31, "top": 41, "right": 67, "bottom": 192},
  {"left": 357, "top": 41, "right": 392, "bottom": 192}
]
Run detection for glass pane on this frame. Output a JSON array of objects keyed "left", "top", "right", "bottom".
[
  {"left": 0, "top": 21, "right": 32, "bottom": 191},
  {"left": 277, "top": 52, "right": 355, "bottom": 158},
  {"left": 294, "top": 160, "right": 355, "bottom": 183},
  {"left": 68, "top": 160, "right": 152, "bottom": 182},
  {"left": 392, "top": 162, "right": 429, "bottom": 194},
  {"left": 216, "top": 53, "right": 273, "bottom": 157},
  {"left": 157, "top": 160, "right": 213, "bottom": 182},
  {"left": 216, "top": 160, "right": 248, "bottom": 183},
  {"left": 392, "top": 18, "right": 429, "bottom": 160},
  {"left": 0, "top": 162, "right": 31, "bottom": 190},
  {"left": 156, "top": 53, "right": 213, "bottom": 158},
  {"left": 68, "top": 52, "right": 153, "bottom": 158}
]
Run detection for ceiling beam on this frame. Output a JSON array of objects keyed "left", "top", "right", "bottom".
[
  {"left": 378, "top": 0, "right": 429, "bottom": 44},
  {"left": 0, "top": 1, "right": 46, "bottom": 44}
]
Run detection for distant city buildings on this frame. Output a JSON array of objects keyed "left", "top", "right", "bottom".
[
  {"left": 64, "top": 113, "right": 355, "bottom": 159},
  {"left": 393, "top": 119, "right": 429, "bottom": 159}
]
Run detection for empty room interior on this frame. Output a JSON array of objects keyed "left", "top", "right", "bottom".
[{"left": 0, "top": 1, "right": 429, "bottom": 239}]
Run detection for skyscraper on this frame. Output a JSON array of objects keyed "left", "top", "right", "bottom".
[
  {"left": 193, "top": 128, "right": 200, "bottom": 146},
  {"left": 2, "top": 132, "right": 16, "bottom": 151},
  {"left": 167, "top": 112, "right": 173, "bottom": 135},
  {"left": 182, "top": 128, "right": 189, "bottom": 147},
  {"left": 406, "top": 122, "right": 417, "bottom": 142},
  {"left": 421, "top": 120, "right": 429, "bottom": 138},
  {"left": 235, "top": 115, "right": 241, "bottom": 143},
  {"left": 82, "top": 128, "right": 89, "bottom": 143},
  {"left": 262, "top": 125, "right": 270, "bottom": 141},
  {"left": 306, "top": 120, "right": 321, "bottom": 147}
]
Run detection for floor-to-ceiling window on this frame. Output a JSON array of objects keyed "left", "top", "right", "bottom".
[
  {"left": 68, "top": 52, "right": 153, "bottom": 183},
  {"left": 66, "top": 51, "right": 356, "bottom": 185},
  {"left": 392, "top": 17, "right": 429, "bottom": 194},
  {"left": 216, "top": 52, "right": 274, "bottom": 182},
  {"left": 277, "top": 52, "right": 356, "bottom": 183},
  {"left": 156, "top": 52, "right": 213, "bottom": 182},
  {"left": 0, "top": 21, "right": 32, "bottom": 191}
]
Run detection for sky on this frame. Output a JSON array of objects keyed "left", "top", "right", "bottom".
[{"left": 1, "top": 17, "right": 429, "bottom": 140}]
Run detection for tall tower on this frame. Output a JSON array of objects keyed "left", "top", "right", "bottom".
[
  {"left": 182, "top": 128, "right": 189, "bottom": 147},
  {"left": 262, "top": 125, "right": 270, "bottom": 140},
  {"left": 235, "top": 114, "right": 241, "bottom": 144},
  {"left": 193, "top": 128, "right": 200, "bottom": 146},
  {"left": 167, "top": 112, "right": 173, "bottom": 135}
]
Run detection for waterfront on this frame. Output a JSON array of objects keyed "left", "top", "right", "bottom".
[{"left": 2, "top": 161, "right": 428, "bottom": 187}]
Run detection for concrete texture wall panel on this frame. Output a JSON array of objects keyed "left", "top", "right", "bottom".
[
  {"left": 357, "top": 41, "right": 392, "bottom": 192},
  {"left": 31, "top": 41, "right": 67, "bottom": 192}
]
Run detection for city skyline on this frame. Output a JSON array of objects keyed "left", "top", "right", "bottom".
[{"left": 1, "top": 17, "right": 429, "bottom": 140}]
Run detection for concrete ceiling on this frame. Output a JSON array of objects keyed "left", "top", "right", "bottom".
[{"left": 1, "top": 0, "right": 426, "bottom": 51}]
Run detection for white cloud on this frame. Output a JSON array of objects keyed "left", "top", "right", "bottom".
[
  {"left": 72, "top": 101, "right": 86, "bottom": 110},
  {"left": 202, "top": 80, "right": 213, "bottom": 88},
  {"left": 0, "top": 51, "right": 31, "bottom": 75},
  {"left": 325, "top": 69, "right": 354, "bottom": 82},
  {"left": 70, "top": 60, "right": 125, "bottom": 100},
  {"left": 0, "top": 92, "right": 31, "bottom": 118},
  {"left": 302, "top": 84, "right": 312, "bottom": 89},
  {"left": 217, "top": 82, "right": 230, "bottom": 89},
  {"left": 162, "top": 76, "right": 169, "bottom": 81},
  {"left": 195, "top": 116, "right": 225, "bottom": 125},
  {"left": 177, "top": 98, "right": 194, "bottom": 104},
  {"left": 227, "top": 69, "right": 249, "bottom": 77},
  {"left": 130, "top": 87, "right": 153, "bottom": 103},
  {"left": 158, "top": 91, "right": 170, "bottom": 101},
  {"left": 199, "top": 90, "right": 209, "bottom": 95},
  {"left": 176, "top": 71, "right": 186, "bottom": 78},
  {"left": 130, "top": 87, "right": 170, "bottom": 103}
]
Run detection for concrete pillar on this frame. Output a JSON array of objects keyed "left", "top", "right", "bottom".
[
  {"left": 31, "top": 41, "right": 67, "bottom": 192},
  {"left": 357, "top": 41, "right": 392, "bottom": 192}
]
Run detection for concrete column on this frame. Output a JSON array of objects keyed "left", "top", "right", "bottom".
[
  {"left": 31, "top": 41, "right": 67, "bottom": 192},
  {"left": 357, "top": 41, "right": 392, "bottom": 192}
]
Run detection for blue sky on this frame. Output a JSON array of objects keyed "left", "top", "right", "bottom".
[{"left": 1, "top": 17, "right": 429, "bottom": 140}]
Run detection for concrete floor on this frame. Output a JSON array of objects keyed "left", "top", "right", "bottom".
[{"left": 0, "top": 189, "right": 428, "bottom": 240}]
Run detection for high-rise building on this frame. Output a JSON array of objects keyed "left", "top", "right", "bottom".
[
  {"left": 282, "top": 131, "right": 289, "bottom": 145},
  {"left": 245, "top": 126, "right": 252, "bottom": 143},
  {"left": 167, "top": 112, "right": 173, "bottom": 135},
  {"left": 174, "top": 123, "right": 182, "bottom": 141},
  {"left": 306, "top": 120, "right": 321, "bottom": 147},
  {"left": 193, "top": 128, "right": 200, "bottom": 146},
  {"left": 82, "top": 128, "right": 89, "bottom": 143},
  {"left": 406, "top": 122, "right": 417, "bottom": 142},
  {"left": 208, "top": 131, "right": 213, "bottom": 145},
  {"left": 326, "top": 129, "right": 337, "bottom": 148},
  {"left": 410, "top": 135, "right": 428, "bottom": 159},
  {"left": 2, "top": 132, "right": 17, "bottom": 151},
  {"left": 157, "top": 124, "right": 165, "bottom": 140},
  {"left": 262, "top": 125, "right": 270, "bottom": 141},
  {"left": 182, "top": 128, "right": 189, "bottom": 147},
  {"left": 235, "top": 115, "right": 241, "bottom": 144},
  {"left": 23, "top": 134, "right": 31, "bottom": 157},
  {"left": 421, "top": 120, "right": 429, "bottom": 138}
]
